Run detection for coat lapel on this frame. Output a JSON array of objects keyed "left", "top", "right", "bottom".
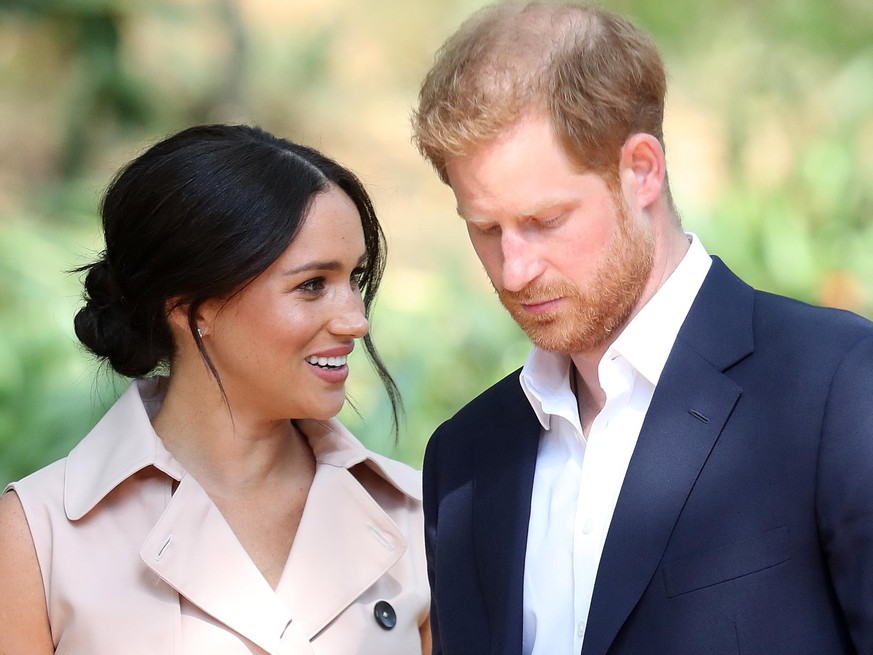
[
  {"left": 136, "top": 415, "right": 414, "bottom": 654},
  {"left": 140, "top": 474, "right": 300, "bottom": 655},
  {"left": 473, "top": 378, "right": 542, "bottom": 655},
  {"left": 582, "top": 258, "right": 755, "bottom": 655},
  {"left": 276, "top": 464, "right": 406, "bottom": 640},
  {"left": 139, "top": 463, "right": 406, "bottom": 653}
]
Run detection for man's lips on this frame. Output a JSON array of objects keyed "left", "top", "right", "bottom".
[{"left": 519, "top": 297, "right": 562, "bottom": 314}]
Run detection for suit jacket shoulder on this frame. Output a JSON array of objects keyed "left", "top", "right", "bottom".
[{"left": 432, "top": 369, "right": 528, "bottom": 441}]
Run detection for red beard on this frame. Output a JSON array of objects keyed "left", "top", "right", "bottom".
[{"left": 497, "top": 199, "right": 655, "bottom": 354}]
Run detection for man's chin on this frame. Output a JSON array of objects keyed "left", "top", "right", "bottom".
[
  {"left": 523, "top": 327, "right": 601, "bottom": 355},
  {"left": 519, "top": 311, "right": 631, "bottom": 354}
]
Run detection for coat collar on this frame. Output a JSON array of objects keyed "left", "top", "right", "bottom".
[
  {"left": 64, "top": 377, "right": 184, "bottom": 521},
  {"left": 62, "top": 377, "right": 421, "bottom": 654},
  {"left": 63, "top": 378, "right": 420, "bottom": 522},
  {"left": 582, "top": 257, "right": 755, "bottom": 655},
  {"left": 297, "top": 417, "right": 422, "bottom": 502}
]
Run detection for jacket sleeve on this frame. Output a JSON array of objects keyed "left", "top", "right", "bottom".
[{"left": 816, "top": 332, "right": 873, "bottom": 650}]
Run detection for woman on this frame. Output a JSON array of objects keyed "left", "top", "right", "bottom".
[{"left": 0, "top": 125, "right": 430, "bottom": 654}]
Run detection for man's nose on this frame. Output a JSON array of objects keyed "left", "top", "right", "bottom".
[{"left": 500, "top": 231, "right": 544, "bottom": 292}]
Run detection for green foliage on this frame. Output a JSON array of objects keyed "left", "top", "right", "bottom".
[
  {"left": 339, "top": 261, "right": 529, "bottom": 464},
  {"left": 1, "top": 0, "right": 871, "bottom": 486},
  {"left": 0, "top": 218, "right": 126, "bottom": 485}
]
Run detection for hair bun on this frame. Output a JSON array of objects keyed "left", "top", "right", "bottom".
[{"left": 73, "top": 259, "right": 162, "bottom": 377}]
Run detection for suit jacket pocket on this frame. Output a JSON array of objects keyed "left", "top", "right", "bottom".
[{"left": 662, "top": 526, "right": 791, "bottom": 598}]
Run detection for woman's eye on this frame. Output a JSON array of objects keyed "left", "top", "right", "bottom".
[
  {"left": 351, "top": 268, "right": 367, "bottom": 288},
  {"left": 298, "top": 277, "right": 325, "bottom": 294}
]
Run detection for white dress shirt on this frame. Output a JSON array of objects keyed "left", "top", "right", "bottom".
[{"left": 520, "top": 235, "right": 712, "bottom": 655}]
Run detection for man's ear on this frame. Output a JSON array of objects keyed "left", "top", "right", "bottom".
[{"left": 619, "top": 133, "right": 666, "bottom": 210}]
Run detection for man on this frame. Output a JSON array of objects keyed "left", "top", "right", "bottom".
[{"left": 411, "top": 3, "right": 873, "bottom": 654}]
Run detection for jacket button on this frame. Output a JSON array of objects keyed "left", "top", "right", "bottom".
[{"left": 374, "top": 601, "right": 397, "bottom": 630}]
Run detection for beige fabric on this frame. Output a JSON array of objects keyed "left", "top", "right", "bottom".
[{"left": 8, "top": 378, "right": 429, "bottom": 654}]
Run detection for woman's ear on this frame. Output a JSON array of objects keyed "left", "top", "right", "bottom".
[
  {"left": 165, "top": 299, "right": 209, "bottom": 341},
  {"left": 619, "top": 133, "right": 666, "bottom": 210}
]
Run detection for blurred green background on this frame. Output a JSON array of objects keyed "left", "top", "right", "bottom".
[{"left": 1, "top": 0, "right": 872, "bottom": 486}]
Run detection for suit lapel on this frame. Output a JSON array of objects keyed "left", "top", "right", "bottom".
[
  {"left": 582, "top": 258, "right": 755, "bottom": 655},
  {"left": 473, "top": 378, "right": 542, "bottom": 655},
  {"left": 582, "top": 343, "right": 741, "bottom": 654}
]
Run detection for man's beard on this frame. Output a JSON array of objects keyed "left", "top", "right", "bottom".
[{"left": 497, "top": 200, "right": 655, "bottom": 354}]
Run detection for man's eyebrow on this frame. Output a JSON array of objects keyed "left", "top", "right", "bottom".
[
  {"left": 281, "top": 253, "right": 367, "bottom": 276},
  {"left": 456, "top": 199, "right": 568, "bottom": 222},
  {"left": 456, "top": 205, "right": 483, "bottom": 222}
]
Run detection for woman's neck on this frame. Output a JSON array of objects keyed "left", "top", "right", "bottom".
[{"left": 149, "top": 367, "right": 313, "bottom": 492}]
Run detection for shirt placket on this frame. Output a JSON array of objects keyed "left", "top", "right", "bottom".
[{"left": 572, "top": 353, "right": 635, "bottom": 651}]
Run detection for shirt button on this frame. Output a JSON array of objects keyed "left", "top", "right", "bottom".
[
  {"left": 582, "top": 519, "right": 593, "bottom": 534},
  {"left": 577, "top": 620, "right": 586, "bottom": 636}
]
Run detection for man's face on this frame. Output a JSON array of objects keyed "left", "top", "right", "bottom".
[{"left": 445, "top": 113, "right": 655, "bottom": 356}]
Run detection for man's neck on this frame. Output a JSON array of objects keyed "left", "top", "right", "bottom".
[
  {"left": 568, "top": 227, "right": 691, "bottom": 435},
  {"left": 570, "top": 358, "right": 606, "bottom": 439}
]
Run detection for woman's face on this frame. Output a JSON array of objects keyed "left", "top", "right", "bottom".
[{"left": 200, "top": 185, "right": 370, "bottom": 422}]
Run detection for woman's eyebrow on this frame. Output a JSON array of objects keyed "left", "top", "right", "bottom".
[{"left": 281, "top": 253, "right": 367, "bottom": 276}]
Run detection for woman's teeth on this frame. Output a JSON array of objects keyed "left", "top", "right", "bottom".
[{"left": 305, "top": 355, "right": 348, "bottom": 368}]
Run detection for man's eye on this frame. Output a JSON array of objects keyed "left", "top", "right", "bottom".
[
  {"left": 476, "top": 223, "right": 500, "bottom": 236},
  {"left": 539, "top": 214, "right": 564, "bottom": 228}
]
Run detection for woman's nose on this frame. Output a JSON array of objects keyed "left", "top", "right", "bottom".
[{"left": 329, "top": 292, "right": 369, "bottom": 338}]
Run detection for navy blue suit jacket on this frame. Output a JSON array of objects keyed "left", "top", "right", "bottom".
[{"left": 423, "top": 258, "right": 873, "bottom": 654}]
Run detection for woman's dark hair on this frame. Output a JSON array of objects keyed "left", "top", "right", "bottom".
[{"left": 74, "top": 124, "right": 401, "bottom": 431}]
